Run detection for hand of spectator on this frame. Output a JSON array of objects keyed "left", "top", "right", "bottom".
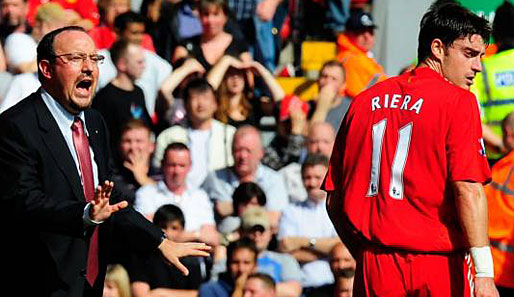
[
  {"left": 256, "top": 0, "right": 280, "bottom": 22},
  {"left": 279, "top": 237, "right": 308, "bottom": 253},
  {"left": 474, "top": 277, "right": 499, "bottom": 297},
  {"left": 90, "top": 181, "right": 128, "bottom": 222},
  {"left": 289, "top": 102, "right": 307, "bottom": 135},
  {"left": 183, "top": 58, "right": 206, "bottom": 74},
  {"left": 123, "top": 151, "right": 154, "bottom": 186},
  {"left": 158, "top": 239, "right": 212, "bottom": 275},
  {"left": 317, "top": 84, "right": 339, "bottom": 110}
]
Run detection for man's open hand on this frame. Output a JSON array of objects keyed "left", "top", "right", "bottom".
[
  {"left": 89, "top": 181, "right": 128, "bottom": 222},
  {"left": 158, "top": 238, "right": 211, "bottom": 275}
]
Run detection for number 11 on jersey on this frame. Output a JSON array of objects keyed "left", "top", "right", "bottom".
[{"left": 366, "top": 119, "right": 413, "bottom": 200}]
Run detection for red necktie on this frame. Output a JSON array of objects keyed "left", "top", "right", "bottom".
[{"left": 71, "top": 117, "right": 98, "bottom": 286}]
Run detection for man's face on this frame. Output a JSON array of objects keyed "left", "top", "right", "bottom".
[
  {"left": 121, "top": 22, "right": 145, "bottom": 45},
  {"left": 330, "top": 244, "right": 356, "bottom": 274},
  {"left": 105, "top": 0, "right": 129, "bottom": 26},
  {"left": 41, "top": 30, "right": 99, "bottom": 114},
  {"left": 302, "top": 164, "right": 328, "bottom": 202},
  {"left": 334, "top": 277, "right": 354, "bottom": 297},
  {"left": 163, "top": 220, "right": 184, "bottom": 241},
  {"left": 162, "top": 149, "right": 191, "bottom": 190},
  {"left": 1, "top": 0, "right": 26, "bottom": 27},
  {"left": 246, "top": 225, "right": 272, "bottom": 252},
  {"left": 119, "top": 127, "right": 154, "bottom": 160},
  {"left": 243, "top": 278, "right": 274, "bottom": 297},
  {"left": 307, "top": 124, "right": 335, "bottom": 157},
  {"left": 440, "top": 34, "right": 485, "bottom": 90},
  {"left": 229, "top": 248, "right": 256, "bottom": 280},
  {"left": 124, "top": 44, "right": 145, "bottom": 80},
  {"left": 233, "top": 132, "right": 263, "bottom": 178},
  {"left": 318, "top": 65, "right": 345, "bottom": 92},
  {"left": 186, "top": 90, "right": 217, "bottom": 124}
]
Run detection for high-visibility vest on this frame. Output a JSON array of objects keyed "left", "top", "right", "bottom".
[
  {"left": 472, "top": 48, "right": 514, "bottom": 160},
  {"left": 485, "top": 150, "right": 514, "bottom": 288}
]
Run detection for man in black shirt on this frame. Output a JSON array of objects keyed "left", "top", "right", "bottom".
[{"left": 93, "top": 39, "right": 153, "bottom": 166}]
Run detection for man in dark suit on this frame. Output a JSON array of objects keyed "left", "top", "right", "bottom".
[{"left": 0, "top": 26, "right": 210, "bottom": 297}]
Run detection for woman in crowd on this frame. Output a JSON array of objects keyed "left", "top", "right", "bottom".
[
  {"left": 172, "top": 0, "right": 251, "bottom": 72},
  {"left": 207, "top": 55, "right": 285, "bottom": 127},
  {"left": 103, "top": 264, "right": 132, "bottom": 297}
]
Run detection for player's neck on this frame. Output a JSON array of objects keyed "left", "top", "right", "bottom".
[{"left": 417, "top": 59, "right": 443, "bottom": 77}]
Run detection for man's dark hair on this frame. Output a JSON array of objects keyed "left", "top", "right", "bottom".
[
  {"left": 182, "top": 77, "right": 215, "bottom": 105},
  {"left": 335, "top": 267, "right": 356, "bottom": 278},
  {"left": 247, "top": 273, "right": 276, "bottom": 291},
  {"left": 227, "top": 238, "right": 258, "bottom": 264},
  {"left": 114, "top": 11, "right": 146, "bottom": 33},
  {"left": 153, "top": 204, "right": 185, "bottom": 229},
  {"left": 36, "top": 26, "right": 87, "bottom": 81},
  {"left": 493, "top": 1, "right": 514, "bottom": 46},
  {"left": 110, "top": 38, "right": 132, "bottom": 66},
  {"left": 417, "top": 2, "right": 491, "bottom": 63},
  {"left": 301, "top": 154, "right": 329, "bottom": 175},
  {"left": 232, "top": 182, "right": 267, "bottom": 215}
]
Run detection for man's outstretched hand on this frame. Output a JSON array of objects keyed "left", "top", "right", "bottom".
[
  {"left": 89, "top": 181, "right": 128, "bottom": 222},
  {"left": 158, "top": 239, "right": 211, "bottom": 275}
]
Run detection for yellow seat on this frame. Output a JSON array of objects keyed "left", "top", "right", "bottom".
[
  {"left": 301, "top": 41, "right": 337, "bottom": 74},
  {"left": 277, "top": 77, "right": 319, "bottom": 101}
]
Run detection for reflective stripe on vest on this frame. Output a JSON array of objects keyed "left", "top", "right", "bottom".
[{"left": 490, "top": 239, "right": 514, "bottom": 253}]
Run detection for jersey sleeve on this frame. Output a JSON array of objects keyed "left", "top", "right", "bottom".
[{"left": 447, "top": 92, "right": 491, "bottom": 184}]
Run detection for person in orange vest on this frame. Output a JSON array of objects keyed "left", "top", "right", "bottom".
[
  {"left": 485, "top": 110, "right": 514, "bottom": 297},
  {"left": 336, "top": 10, "right": 386, "bottom": 98}
]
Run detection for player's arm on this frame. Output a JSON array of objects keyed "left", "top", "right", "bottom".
[
  {"left": 453, "top": 181, "right": 498, "bottom": 297},
  {"left": 326, "top": 191, "right": 361, "bottom": 258}
]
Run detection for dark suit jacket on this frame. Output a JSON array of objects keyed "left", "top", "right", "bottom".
[{"left": 0, "top": 91, "right": 163, "bottom": 297}]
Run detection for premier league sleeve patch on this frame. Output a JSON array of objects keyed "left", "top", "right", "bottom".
[{"left": 478, "top": 138, "right": 486, "bottom": 157}]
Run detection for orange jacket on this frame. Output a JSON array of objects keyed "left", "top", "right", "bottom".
[
  {"left": 336, "top": 34, "right": 387, "bottom": 98},
  {"left": 485, "top": 150, "right": 514, "bottom": 288}
]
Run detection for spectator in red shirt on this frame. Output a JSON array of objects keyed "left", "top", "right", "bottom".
[{"left": 26, "top": 0, "right": 99, "bottom": 30}]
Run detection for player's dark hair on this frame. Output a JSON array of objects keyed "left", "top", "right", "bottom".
[
  {"left": 114, "top": 11, "right": 146, "bottom": 33},
  {"left": 182, "top": 77, "right": 215, "bottom": 105},
  {"left": 301, "top": 154, "right": 329, "bottom": 175},
  {"left": 227, "top": 238, "right": 258, "bottom": 264},
  {"left": 153, "top": 204, "right": 185, "bottom": 229},
  {"left": 417, "top": 2, "right": 491, "bottom": 63},
  {"left": 232, "top": 182, "right": 267, "bottom": 215},
  {"left": 492, "top": 1, "right": 514, "bottom": 46},
  {"left": 36, "top": 26, "right": 87, "bottom": 81},
  {"left": 247, "top": 273, "right": 276, "bottom": 290}
]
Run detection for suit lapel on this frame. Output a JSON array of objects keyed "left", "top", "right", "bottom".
[{"left": 33, "top": 93, "right": 86, "bottom": 202}]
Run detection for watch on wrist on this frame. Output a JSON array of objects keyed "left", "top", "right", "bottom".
[{"left": 309, "top": 238, "right": 317, "bottom": 249}]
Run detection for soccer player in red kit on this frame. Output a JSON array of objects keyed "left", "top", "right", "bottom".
[{"left": 323, "top": 3, "right": 499, "bottom": 297}]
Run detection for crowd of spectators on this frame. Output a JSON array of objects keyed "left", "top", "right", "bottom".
[{"left": 0, "top": 0, "right": 381, "bottom": 296}]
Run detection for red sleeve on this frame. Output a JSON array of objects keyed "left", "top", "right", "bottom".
[{"left": 446, "top": 91, "right": 491, "bottom": 184}]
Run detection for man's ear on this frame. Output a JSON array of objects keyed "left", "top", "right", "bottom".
[
  {"left": 39, "top": 60, "right": 53, "bottom": 80},
  {"left": 430, "top": 38, "right": 446, "bottom": 61},
  {"left": 116, "top": 57, "right": 127, "bottom": 72}
]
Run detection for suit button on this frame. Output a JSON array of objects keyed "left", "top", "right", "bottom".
[{"left": 80, "top": 269, "right": 87, "bottom": 277}]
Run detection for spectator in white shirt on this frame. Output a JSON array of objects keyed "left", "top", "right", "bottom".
[{"left": 135, "top": 142, "right": 219, "bottom": 246}]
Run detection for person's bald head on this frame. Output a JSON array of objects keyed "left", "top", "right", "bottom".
[
  {"left": 502, "top": 112, "right": 514, "bottom": 152},
  {"left": 330, "top": 242, "right": 356, "bottom": 275},
  {"left": 233, "top": 126, "right": 264, "bottom": 179},
  {"left": 307, "top": 122, "right": 336, "bottom": 157}
]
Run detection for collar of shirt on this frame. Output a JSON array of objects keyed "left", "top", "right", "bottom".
[
  {"left": 40, "top": 88, "right": 88, "bottom": 136},
  {"left": 156, "top": 180, "right": 190, "bottom": 200},
  {"left": 229, "top": 163, "right": 266, "bottom": 185}
]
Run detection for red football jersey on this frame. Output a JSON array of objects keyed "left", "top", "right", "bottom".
[{"left": 323, "top": 67, "right": 491, "bottom": 252}]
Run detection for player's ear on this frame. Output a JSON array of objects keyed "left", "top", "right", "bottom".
[
  {"left": 430, "top": 38, "right": 445, "bottom": 61},
  {"left": 39, "top": 60, "right": 53, "bottom": 80}
]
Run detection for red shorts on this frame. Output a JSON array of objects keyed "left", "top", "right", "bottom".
[{"left": 354, "top": 246, "right": 473, "bottom": 297}]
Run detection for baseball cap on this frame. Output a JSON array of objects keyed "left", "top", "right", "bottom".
[
  {"left": 345, "top": 10, "right": 377, "bottom": 32},
  {"left": 241, "top": 207, "right": 270, "bottom": 231}
]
